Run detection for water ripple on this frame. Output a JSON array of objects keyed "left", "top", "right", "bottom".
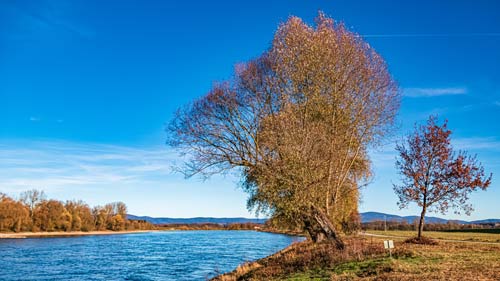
[{"left": 0, "top": 230, "right": 303, "bottom": 280}]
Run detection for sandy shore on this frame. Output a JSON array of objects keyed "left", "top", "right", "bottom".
[{"left": 0, "top": 230, "right": 158, "bottom": 239}]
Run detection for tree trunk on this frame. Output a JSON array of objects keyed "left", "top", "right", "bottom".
[
  {"left": 303, "top": 218, "right": 316, "bottom": 242},
  {"left": 417, "top": 205, "right": 426, "bottom": 239},
  {"left": 310, "top": 205, "right": 345, "bottom": 249},
  {"left": 303, "top": 217, "right": 325, "bottom": 243}
]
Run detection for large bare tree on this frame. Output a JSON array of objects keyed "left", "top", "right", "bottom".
[
  {"left": 168, "top": 13, "right": 399, "bottom": 248},
  {"left": 394, "top": 116, "right": 492, "bottom": 239},
  {"left": 20, "top": 189, "right": 46, "bottom": 223}
]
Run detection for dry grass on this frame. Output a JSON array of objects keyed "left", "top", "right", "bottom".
[
  {"left": 213, "top": 235, "right": 500, "bottom": 281},
  {"left": 359, "top": 240, "right": 500, "bottom": 280},
  {"left": 403, "top": 236, "right": 439, "bottom": 245},
  {"left": 212, "top": 238, "right": 386, "bottom": 280}
]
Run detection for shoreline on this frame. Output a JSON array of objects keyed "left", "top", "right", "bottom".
[
  {"left": 0, "top": 230, "right": 158, "bottom": 239},
  {"left": 0, "top": 228, "right": 305, "bottom": 239},
  {"left": 0, "top": 228, "right": 299, "bottom": 239}
]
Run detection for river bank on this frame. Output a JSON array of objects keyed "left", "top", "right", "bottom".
[
  {"left": 212, "top": 233, "right": 500, "bottom": 280},
  {"left": 0, "top": 230, "right": 158, "bottom": 239},
  {"left": 0, "top": 227, "right": 302, "bottom": 239}
]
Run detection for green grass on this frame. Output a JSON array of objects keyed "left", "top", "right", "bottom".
[
  {"left": 366, "top": 229, "right": 500, "bottom": 243},
  {"left": 443, "top": 228, "right": 500, "bottom": 234},
  {"left": 332, "top": 258, "right": 393, "bottom": 275},
  {"left": 274, "top": 241, "right": 500, "bottom": 280},
  {"left": 283, "top": 269, "right": 331, "bottom": 280},
  {"left": 279, "top": 257, "right": 426, "bottom": 280}
]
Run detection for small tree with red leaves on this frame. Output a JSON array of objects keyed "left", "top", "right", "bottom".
[{"left": 394, "top": 116, "right": 492, "bottom": 240}]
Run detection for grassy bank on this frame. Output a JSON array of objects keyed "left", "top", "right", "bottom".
[{"left": 213, "top": 233, "right": 500, "bottom": 280}]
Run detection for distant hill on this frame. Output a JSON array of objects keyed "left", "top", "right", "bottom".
[
  {"left": 360, "top": 212, "right": 466, "bottom": 224},
  {"left": 469, "top": 218, "right": 500, "bottom": 224},
  {"left": 127, "top": 215, "right": 267, "bottom": 225},
  {"left": 360, "top": 212, "right": 500, "bottom": 224},
  {"left": 127, "top": 212, "right": 500, "bottom": 225}
]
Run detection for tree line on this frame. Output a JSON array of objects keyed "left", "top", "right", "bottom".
[
  {"left": 158, "top": 222, "right": 263, "bottom": 231},
  {"left": 361, "top": 220, "right": 497, "bottom": 232},
  {"left": 0, "top": 189, "right": 154, "bottom": 232}
]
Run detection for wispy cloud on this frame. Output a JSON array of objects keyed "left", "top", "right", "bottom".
[
  {"left": 404, "top": 87, "right": 467, "bottom": 98},
  {"left": 361, "top": 33, "right": 500, "bottom": 38},
  {"left": 369, "top": 137, "right": 500, "bottom": 170},
  {"left": 29, "top": 116, "right": 40, "bottom": 122},
  {"left": 494, "top": 101, "right": 500, "bottom": 107},
  {"left": 369, "top": 143, "right": 398, "bottom": 170},
  {"left": 0, "top": 140, "right": 177, "bottom": 193},
  {"left": 5, "top": 1, "right": 94, "bottom": 39},
  {"left": 450, "top": 137, "right": 500, "bottom": 168},
  {"left": 453, "top": 137, "right": 500, "bottom": 151}
]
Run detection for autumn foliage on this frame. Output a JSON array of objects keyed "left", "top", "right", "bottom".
[
  {"left": 0, "top": 189, "right": 154, "bottom": 233},
  {"left": 168, "top": 12, "right": 399, "bottom": 248},
  {"left": 393, "top": 116, "right": 492, "bottom": 239}
]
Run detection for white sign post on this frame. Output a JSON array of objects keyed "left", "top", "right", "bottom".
[{"left": 384, "top": 240, "right": 394, "bottom": 258}]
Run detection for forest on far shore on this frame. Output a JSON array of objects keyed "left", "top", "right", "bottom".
[{"left": 0, "top": 189, "right": 154, "bottom": 233}]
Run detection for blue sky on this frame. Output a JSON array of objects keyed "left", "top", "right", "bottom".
[{"left": 1, "top": 0, "right": 499, "bottom": 220}]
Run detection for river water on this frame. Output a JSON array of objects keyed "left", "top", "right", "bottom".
[{"left": 0, "top": 230, "right": 302, "bottom": 280}]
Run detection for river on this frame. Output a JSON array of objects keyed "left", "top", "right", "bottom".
[{"left": 0, "top": 230, "right": 303, "bottom": 280}]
